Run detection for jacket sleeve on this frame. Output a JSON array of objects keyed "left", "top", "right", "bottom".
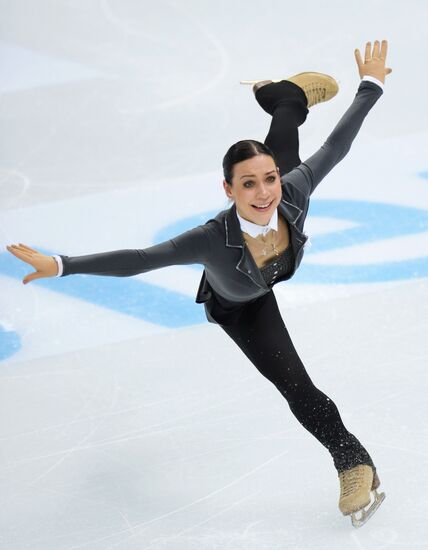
[
  {"left": 58, "top": 224, "right": 210, "bottom": 277},
  {"left": 281, "top": 80, "right": 383, "bottom": 198}
]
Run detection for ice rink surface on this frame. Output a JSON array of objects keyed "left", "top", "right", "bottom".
[{"left": 1, "top": 1, "right": 428, "bottom": 548}]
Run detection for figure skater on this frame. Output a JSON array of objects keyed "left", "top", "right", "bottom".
[{"left": 6, "top": 40, "right": 392, "bottom": 528}]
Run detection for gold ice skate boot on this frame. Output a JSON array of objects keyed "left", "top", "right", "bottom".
[
  {"left": 240, "top": 72, "right": 339, "bottom": 108},
  {"left": 338, "top": 465, "right": 386, "bottom": 528}
]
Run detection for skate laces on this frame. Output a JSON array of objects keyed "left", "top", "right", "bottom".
[
  {"left": 302, "top": 83, "right": 327, "bottom": 106},
  {"left": 339, "top": 467, "right": 367, "bottom": 497}
]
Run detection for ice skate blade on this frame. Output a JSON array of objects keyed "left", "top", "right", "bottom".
[{"left": 350, "top": 489, "right": 386, "bottom": 529}]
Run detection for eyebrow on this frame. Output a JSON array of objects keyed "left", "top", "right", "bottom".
[{"left": 240, "top": 170, "right": 276, "bottom": 179}]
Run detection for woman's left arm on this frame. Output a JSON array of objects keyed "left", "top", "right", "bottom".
[{"left": 282, "top": 40, "right": 392, "bottom": 197}]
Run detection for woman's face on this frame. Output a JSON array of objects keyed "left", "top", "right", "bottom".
[{"left": 223, "top": 154, "right": 282, "bottom": 225}]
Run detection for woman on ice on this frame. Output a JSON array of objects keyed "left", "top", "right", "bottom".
[{"left": 6, "top": 40, "right": 391, "bottom": 528}]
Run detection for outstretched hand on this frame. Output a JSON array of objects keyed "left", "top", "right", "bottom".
[
  {"left": 6, "top": 243, "right": 58, "bottom": 284},
  {"left": 355, "top": 40, "right": 392, "bottom": 84}
]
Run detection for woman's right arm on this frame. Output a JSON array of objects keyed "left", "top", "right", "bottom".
[{"left": 6, "top": 224, "right": 210, "bottom": 285}]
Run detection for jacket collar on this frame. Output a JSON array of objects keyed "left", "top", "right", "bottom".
[{"left": 224, "top": 199, "right": 302, "bottom": 248}]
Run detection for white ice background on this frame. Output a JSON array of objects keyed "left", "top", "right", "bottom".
[{"left": 1, "top": 1, "right": 428, "bottom": 549}]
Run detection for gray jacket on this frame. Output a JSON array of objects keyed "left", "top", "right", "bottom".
[{"left": 59, "top": 80, "right": 383, "bottom": 325}]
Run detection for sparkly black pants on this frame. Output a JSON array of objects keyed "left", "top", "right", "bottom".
[{"left": 220, "top": 81, "right": 376, "bottom": 473}]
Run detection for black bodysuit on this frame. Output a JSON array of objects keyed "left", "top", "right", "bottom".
[{"left": 259, "top": 242, "right": 295, "bottom": 287}]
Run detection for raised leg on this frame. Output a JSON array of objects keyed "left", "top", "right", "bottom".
[{"left": 255, "top": 80, "right": 309, "bottom": 175}]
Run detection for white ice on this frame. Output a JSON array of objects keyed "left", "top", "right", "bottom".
[{"left": 1, "top": 1, "right": 428, "bottom": 549}]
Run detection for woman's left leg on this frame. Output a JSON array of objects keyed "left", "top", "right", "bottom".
[
  {"left": 255, "top": 80, "right": 309, "bottom": 175},
  {"left": 221, "top": 290, "right": 376, "bottom": 474}
]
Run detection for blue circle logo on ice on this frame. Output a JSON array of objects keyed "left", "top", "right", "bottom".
[{"left": 154, "top": 199, "right": 428, "bottom": 284}]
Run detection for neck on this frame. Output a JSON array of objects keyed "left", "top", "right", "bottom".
[{"left": 236, "top": 208, "right": 272, "bottom": 226}]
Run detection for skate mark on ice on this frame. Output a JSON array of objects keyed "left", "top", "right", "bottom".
[
  {"left": 350, "top": 390, "right": 408, "bottom": 415},
  {"left": 352, "top": 527, "right": 398, "bottom": 548},
  {"left": 364, "top": 441, "right": 428, "bottom": 459},
  {"left": 136, "top": 491, "right": 262, "bottom": 550},
  {"left": 25, "top": 379, "right": 120, "bottom": 489},
  {"left": 104, "top": 451, "right": 289, "bottom": 550},
  {"left": 0, "top": 371, "right": 257, "bottom": 443},
  {"left": 62, "top": 450, "right": 288, "bottom": 550},
  {"left": 0, "top": 385, "right": 265, "bottom": 471},
  {"left": 99, "top": 0, "right": 230, "bottom": 114}
]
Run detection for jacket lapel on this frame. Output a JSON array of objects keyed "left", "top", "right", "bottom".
[
  {"left": 278, "top": 198, "right": 308, "bottom": 252},
  {"left": 224, "top": 203, "right": 265, "bottom": 288},
  {"left": 223, "top": 200, "right": 307, "bottom": 289},
  {"left": 224, "top": 203, "right": 244, "bottom": 248},
  {"left": 278, "top": 197, "right": 303, "bottom": 224}
]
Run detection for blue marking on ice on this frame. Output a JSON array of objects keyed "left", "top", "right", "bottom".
[
  {"left": 154, "top": 199, "right": 428, "bottom": 283},
  {"left": 294, "top": 256, "right": 428, "bottom": 283},
  {"left": 0, "top": 250, "right": 205, "bottom": 328},
  {"left": 303, "top": 200, "right": 428, "bottom": 252},
  {"left": 0, "top": 326, "right": 21, "bottom": 361},
  {"left": 2, "top": 199, "right": 427, "bottom": 329}
]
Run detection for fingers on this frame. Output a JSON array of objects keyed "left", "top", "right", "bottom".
[
  {"left": 380, "top": 39, "right": 388, "bottom": 60},
  {"left": 18, "top": 243, "right": 38, "bottom": 254},
  {"left": 364, "top": 41, "right": 372, "bottom": 62},
  {"left": 5, "top": 245, "right": 36, "bottom": 283},
  {"left": 7, "top": 244, "right": 35, "bottom": 255},
  {"left": 357, "top": 40, "right": 391, "bottom": 81},
  {"left": 6, "top": 243, "right": 57, "bottom": 284},
  {"left": 10, "top": 243, "right": 35, "bottom": 255},
  {"left": 372, "top": 40, "right": 380, "bottom": 59},
  {"left": 23, "top": 272, "right": 39, "bottom": 285},
  {"left": 354, "top": 48, "right": 363, "bottom": 71},
  {"left": 6, "top": 245, "right": 34, "bottom": 262},
  {"left": 362, "top": 39, "right": 388, "bottom": 62}
]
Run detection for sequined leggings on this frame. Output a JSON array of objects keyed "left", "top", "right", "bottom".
[
  {"left": 220, "top": 80, "right": 376, "bottom": 473},
  {"left": 221, "top": 291, "right": 375, "bottom": 473}
]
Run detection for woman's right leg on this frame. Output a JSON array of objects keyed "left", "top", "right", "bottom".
[{"left": 220, "top": 290, "right": 376, "bottom": 475}]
